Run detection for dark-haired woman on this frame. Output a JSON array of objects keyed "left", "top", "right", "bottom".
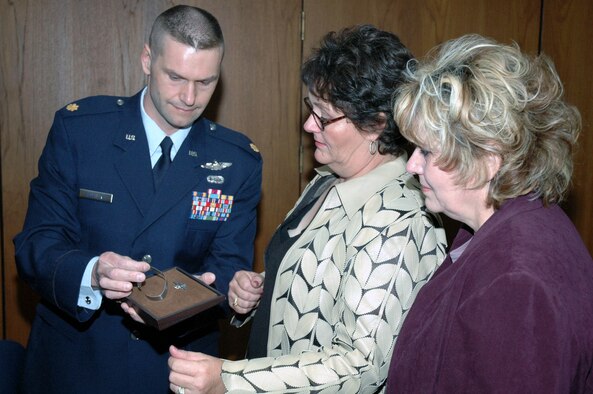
[{"left": 168, "top": 25, "right": 447, "bottom": 394}]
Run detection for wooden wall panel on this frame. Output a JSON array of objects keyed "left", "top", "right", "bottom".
[
  {"left": 542, "top": 0, "right": 593, "bottom": 253},
  {"left": 0, "top": 0, "right": 302, "bottom": 347}
]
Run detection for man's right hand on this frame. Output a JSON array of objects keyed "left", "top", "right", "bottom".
[{"left": 92, "top": 251, "right": 150, "bottom": 300}]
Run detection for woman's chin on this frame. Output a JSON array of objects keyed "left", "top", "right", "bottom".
[{"left": 313, "top": 151, "right": 329, "bottom": 165}]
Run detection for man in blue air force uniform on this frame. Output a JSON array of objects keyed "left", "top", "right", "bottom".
[{"left": 13, "top": 5, "right": 262, "bottom": 393}]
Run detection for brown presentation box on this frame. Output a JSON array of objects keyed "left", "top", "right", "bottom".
[{"left": 126, "top": 267, "right": 225, "bottom": 330}]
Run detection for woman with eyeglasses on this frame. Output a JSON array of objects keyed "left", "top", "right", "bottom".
[{"left": 167, "top": 24, "right": 447, "bottom": 394}]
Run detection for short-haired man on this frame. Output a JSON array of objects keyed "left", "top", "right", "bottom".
[{"left": 14, "top": 5, "right": 262, "bottom": 393}]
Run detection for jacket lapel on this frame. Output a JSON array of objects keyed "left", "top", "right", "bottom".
[
  {"left": 113, "top": 93, "right": 155, "bottom": 216},
  {"left": 136, "top": 119, "right": 208, "bottom": 235}
]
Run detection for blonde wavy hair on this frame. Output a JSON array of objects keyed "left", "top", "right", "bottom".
[{"left": 394, "top": 34, "right": 581, "bottom": 208}]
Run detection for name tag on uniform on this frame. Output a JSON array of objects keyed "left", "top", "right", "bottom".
[{"left": 79, "top": 188, "right": 113, "bottom": 203}]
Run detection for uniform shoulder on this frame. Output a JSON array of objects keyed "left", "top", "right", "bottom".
[
  {"left": 205, "top": 120, "right": 262, "bottom": 161},
  {"left": 57, "top": 95, "right": 130, "bottom": 118}
]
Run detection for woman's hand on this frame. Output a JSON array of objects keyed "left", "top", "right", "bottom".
[
  {"left": 168, "top": 345, "right": 224, "bottom": 394},
  {"left": 228, "top": 270, "right": 264, "bottom": 314}
]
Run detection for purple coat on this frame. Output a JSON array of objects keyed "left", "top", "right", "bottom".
[{"left": 387, "top": 195, "right": 593, "bottom": 393}]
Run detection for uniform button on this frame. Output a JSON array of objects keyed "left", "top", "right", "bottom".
[
  {"left": 130, "top": 330, "right": 141, "bottom": 340},
  {"left": 117, "top": 99, "right": 124, "bottom": 106}
]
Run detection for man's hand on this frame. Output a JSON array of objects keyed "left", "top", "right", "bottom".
[
  {"left": 195, "top": 272, "right": 216, "bottom": 286},
  {"left": 92, "top": 251, "right": 150, "bottom": 300}
]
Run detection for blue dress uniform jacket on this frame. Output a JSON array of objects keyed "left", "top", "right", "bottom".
[{"left": 14, "top": 91, "right": 263, "bottom": 393}]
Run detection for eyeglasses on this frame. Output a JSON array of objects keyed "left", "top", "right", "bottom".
[{"left": 304, "top": 97, "right": 347, "bottom": 131}]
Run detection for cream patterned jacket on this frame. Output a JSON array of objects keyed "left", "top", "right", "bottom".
[{"left": 222, "top": 157, "right": 447, "bottom": 393}]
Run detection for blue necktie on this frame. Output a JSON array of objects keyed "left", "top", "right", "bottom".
[{"left": 153, "top": 136, "right": 173, "bottom": 189}]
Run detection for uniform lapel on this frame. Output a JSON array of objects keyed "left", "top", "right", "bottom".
[
  {"left": 113, "top": 93, "right": 155, "bottom": 216},
  {"left": 136, "top": 119, "right": 208, "bottom": 235}
]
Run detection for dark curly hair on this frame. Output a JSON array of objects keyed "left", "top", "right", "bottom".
[{"left": 301, "top": 24, "right": 413, "bottom": 157}]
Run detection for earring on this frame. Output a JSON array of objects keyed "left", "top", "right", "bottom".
[{"left": 369, "top": 140, "right": 378, "bottom": 155}]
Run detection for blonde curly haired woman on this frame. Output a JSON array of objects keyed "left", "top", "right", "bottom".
[{"left": 387, "top": 34, "right": 593, "bottom": 393}]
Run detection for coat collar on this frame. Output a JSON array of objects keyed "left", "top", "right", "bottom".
[
  {"left": 314, "top": 156, "right": 409, "bottom": 218},
  {"left": 450, "top": 194, "right": 545, "bottom": 254}
]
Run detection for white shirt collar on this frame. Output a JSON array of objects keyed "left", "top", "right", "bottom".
[{"left": 140, "top": 87, "right": 191, "bottom": 166}]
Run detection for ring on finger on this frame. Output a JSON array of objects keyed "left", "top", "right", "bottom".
[
  {"left": 177, "top": 386, "right": 185, "bottom": 394},
  {"left": 233, "top": 297, "right": 238, "bottom": 307}
]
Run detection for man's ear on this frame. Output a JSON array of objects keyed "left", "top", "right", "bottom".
[{"left": 141, "top": 44, "right": 152, "bottom": 75}]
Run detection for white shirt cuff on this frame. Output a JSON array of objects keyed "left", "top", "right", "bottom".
[{"left": 78, "top": 256, "right": 103, "bottom": 310}]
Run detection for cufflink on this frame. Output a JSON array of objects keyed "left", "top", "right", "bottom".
[{"left": 130, "top": 330, "right": 141, "bottom": 341}]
